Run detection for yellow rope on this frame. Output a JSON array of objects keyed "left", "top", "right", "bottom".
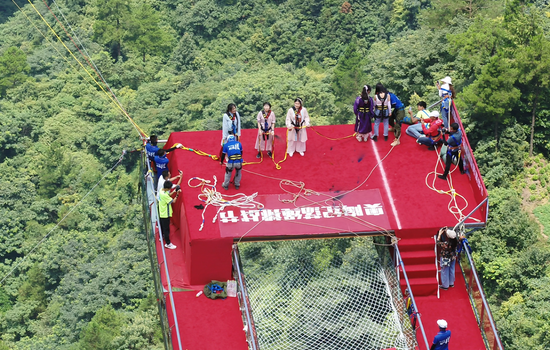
[
  {"left": 310, "top": 125, "right": 356, "bottom": 141},
  {"left": 22, "top": 0, "right": 147, "bottom": 138},
  {"left": 172, "top": 144, "right": 219, "bottom": 161}
]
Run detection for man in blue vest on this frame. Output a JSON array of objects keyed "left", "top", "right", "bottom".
[
  {"left": 220, "top": 134, "right": 243, "bottom": 190},
  {"left": 438, "top": 123, "right": 465, "bottom": 180},
  {"left": 430, "top": 319, "right": 451, "bottom": 350}
]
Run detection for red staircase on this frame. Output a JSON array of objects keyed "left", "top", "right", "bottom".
[{"left": 398, "top": 236, "right": 438, "bottom": 296}]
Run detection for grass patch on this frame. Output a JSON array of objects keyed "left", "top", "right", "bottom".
[{"left": 533, "top": 203, "right": 550, "bottom": 236}]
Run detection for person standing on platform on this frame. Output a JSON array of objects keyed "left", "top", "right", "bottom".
[
  {"left": 388, "top": 91, "right": 405, "bottom": 146},
  {"left": 437, "top": 228, "right": 458, "bottom": 290},
  {"left": 436, "top": 76, "right": 455, "bottom": 128},
  {"left": 255, "top": 102, "right": 276, "bottom": 158},
  {"left": 157, "top": 169, "right": 183, "bottom": 198},
  {"left": 353, "top": 85, "right": 374, "bottom": 142},
  {"left": 222, "top": 103, "right": 241, "bottom": 145},
  {"left": 158, "top": 180, "right": 180, "bottom": 250},
  {"left": 286, "top": 97, "right": 310, "bottom": 157},
  {"left": 145, "top": 135, "right": 180, "bottom": 171},
  {"left": 430, "top": 320, "right": 451, "bottom": 350},
  {"left": 417, "top": 111, "right": 443, "bottom": 150},
  {"left": 372, "top": 83, "right": 391, "bottom": 142},
  {"left": 221, "top": 134, "right": 243, "bottom": 190},
  {"left": 438, "top": 123, "right": 465, "bottom": 180}
]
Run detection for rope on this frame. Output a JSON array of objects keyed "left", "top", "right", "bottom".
[
  {"left": 188, "top": 177, "right": 264, "bottom": 231},
  {"left": 0, "top": 151, "right": 126, "bottom": 286},
  {"left": 14, "top": 0, "right": 147, "bottom": 138},
  {"left": 174, "top": 144, "right": 219, "bottom": 161},
  {"left": 309, "top": 125, "right": 356, "bottom": 141}
]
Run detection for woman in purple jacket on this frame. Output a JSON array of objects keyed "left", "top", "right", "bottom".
[{"left": 353, "top": 85, "right": 374, "bottom": 142}]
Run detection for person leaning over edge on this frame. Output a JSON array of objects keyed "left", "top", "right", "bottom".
[
  {"left": 221, "top": 134, "right": 243, "bottom": 190},
  {"left": 158, "top": 180, "right": 180, "bottom": 250},
  {"left": 438, "top": 122, "right": 465, "bottom": 180},
  {"left": 430, "top": 319, "right": 451, "bottom": 350}
]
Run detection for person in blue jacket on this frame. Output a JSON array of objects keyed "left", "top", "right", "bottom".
[
  {"left": 145, "top": 135, "right": 180, "bottom": 173},
  {"left": 430, "top": 319, "right": 451, "bottom": 350},
  {"left": 154, "top": 149, "right": 170, "bottom": 180},
  {"left": 388, "top": 92, "right": 405, "bottom": 146},
  {"left": 220, "top": 134, "right": 243, "bottom": 190}
]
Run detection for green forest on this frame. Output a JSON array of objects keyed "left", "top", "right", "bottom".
[{"left": 0, "top": 0, "right": 549, "bottom": 349}]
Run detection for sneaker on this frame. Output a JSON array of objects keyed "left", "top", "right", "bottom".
[
  {"left": 384, "top": 136, "right": 388, "bottom": 141},
  {"left": 460, "top": 170, "right": 466, "bottom": 175},
  {"left": 390, "top": 139, "right": 400, "bottom": 146},
  {"left": 438, "top": 174, "right": 447, "bottom": 180},
  {"left": 288, "top": 152, "right": 294, "bottom": 157},
  {"left": 256, "top": 152, "right": 261, "bottom": 159},
  {"left": 439, "top": 285, "right": 448, "bottom": 290},
  {"left": 235, "top": 185, "right": 240, "bottom": 190},
  {"left": 267, "top": 151, "right": 272, "bottom": 157},
  {"left": 222, "top": 184, "right": 228, "bottom": 190},
  {"left": 299, "top": 152, "right": 304, "bottom": 156},
  {"left": 165, "top": 243, "right": 177, "bottom": 249},
  {"left": 449, "top": 284, "right": 454, "bottom": 288},
  {"left": 373, "top": 136, "right": 378, "bottom": 142}
]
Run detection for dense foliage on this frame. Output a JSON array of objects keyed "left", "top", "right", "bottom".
[{"left": 0, "top": 0, "right": 549, "bottom": 349}]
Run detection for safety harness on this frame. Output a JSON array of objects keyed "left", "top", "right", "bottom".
[
  {"left": 261, "top": 110, "right": 273, "bottom": 141},
  {"left": 375, "top": 93, "right": 390, "bottom": 118},
  {"left": 291, "top": 107, "right": 304, "bottom": 140},
  {"left": 358, "top": 98, "right": 372, "bottom": 113},
  {"left": 229, "top": 112, "right": 239, "bottom": 136}
]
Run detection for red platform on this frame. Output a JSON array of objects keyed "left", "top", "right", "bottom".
[{"left": 156, "top": 120, "right": 488, "bottom": 350}]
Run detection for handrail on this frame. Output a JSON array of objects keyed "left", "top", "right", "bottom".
[
  {"left": 453, "top": 197, "right": 489, "bottom": 232},
  {"left": 461, "top": 247, "right": 505, "bottom": 350},
  {"left": 427, "top": 98, "right": 444, "bottom": 110},
  {"left": 143, "top": 152, "right": 184, "bottom": 350},
  {"left": 394, "top": 245, "right": 430, "bottom": 349},
  {"left": 232, "top": 244, "right": 260, "bottom": 350},
  {"left": 434, "top": 235, "right": 440, "bottom": 299}
]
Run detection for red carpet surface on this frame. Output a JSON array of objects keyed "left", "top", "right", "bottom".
[{"left": 154, "top": 123, "right": 488, "bottom": 350}]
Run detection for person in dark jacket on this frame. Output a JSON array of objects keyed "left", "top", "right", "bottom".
[
  {"left": 353, "top": 85, "right": 374, "bottom": 142},
  {"left": 438, "top": 123, "right": 465, "bottom": 180}
]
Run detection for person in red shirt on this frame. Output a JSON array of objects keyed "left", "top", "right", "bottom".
[{"left": 417, "top": 111, "right": 443, "bottom": 150}]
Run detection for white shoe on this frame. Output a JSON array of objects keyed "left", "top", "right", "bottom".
[
  {"left": 165, "top": 243, "right": 177, "bottom": 249},
  {"left": 288, "top": 152, "right": 294, "bottom": 157},
  {"left": 391, "top": 139, "right": 400, "bottom": 146},
  {"left": 299, "top": 152, "right": 304, "bottom": 156}
]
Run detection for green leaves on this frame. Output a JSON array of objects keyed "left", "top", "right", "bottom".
[{"left": 0, "top": 47, "right": 30, "bottom": 96}]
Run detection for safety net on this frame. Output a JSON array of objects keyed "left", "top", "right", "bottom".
[{"left": 237, "top": 237, "right": 417, "bottom": 350}]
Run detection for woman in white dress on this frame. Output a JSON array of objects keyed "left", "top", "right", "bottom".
[{"left": 285, "top": 98, "right": 310, "bottom": 157}]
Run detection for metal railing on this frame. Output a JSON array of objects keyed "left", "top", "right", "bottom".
[
  {"left": 394, "top": 245, "right": 430, "bottom": 350},
  {"left": 140, "top": 151, "right": 184, "bottom": 350},
  {"left": 459, "top": 246, "right": 505, "bottom": 350},
  {"left": 232, "top": 244, "right": 260, "bottom": 350}
]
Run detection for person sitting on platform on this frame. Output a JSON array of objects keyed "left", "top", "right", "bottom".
[
  {"left": 372, "top": 83, "right": 391, "bottom": 142},
  {"left": 430, "top": 319, "right": 451, "bottom": 350},
  {"left": 157, "top": 169, "right": 183, "bottom": 198},
  {"left": 437, "top": 227, "right": 458, "bottom": 290},
  {"left": 353, "top": 85, "right": 374, "bottom": 142},
  {"left": 159, "top": 180, "right": 180, "bottom": 250},
  {"left": 417, "top": 111, "right": 443, "bottom": 150},
  {"left": 286, "top": 97, "right": 310, "bottom": 157},
  {"left": 388, "top": 91, "right": 405, "bottom": 146},
  {"left": 255, "top": 102, "right": 276, "bottom": 158},
  {"left": 404, "top": 101, "right": 430, "bottom": 139},
  {"left": 222, "top": 103, "right": 241, "bottom": 145},
  {"left": 438, "top": 123, "right": 465, "bottom": 180},
  {"left": 220, "top": 134, "right": 243, "bottom": 190}
]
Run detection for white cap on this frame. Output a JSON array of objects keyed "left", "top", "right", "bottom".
[
  {"left": 429, "top": 111, "right": 440, "bottom": 118},
  {"left": 441, "top": 76, "right": 452, "bottom": 84},
  {"left": 446, "top": 229, "right": 456, "bottom": 239},
  {"left": 437, "top": 319, "right": 448, "bottom": 328}
]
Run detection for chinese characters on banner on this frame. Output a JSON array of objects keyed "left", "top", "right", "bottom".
[{"left": 218, "top": 189, "right": 391, "bottom": 238}]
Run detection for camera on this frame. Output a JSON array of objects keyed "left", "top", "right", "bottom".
[{"left": 175, "top": 185, "right": 181, "bottom": 191}]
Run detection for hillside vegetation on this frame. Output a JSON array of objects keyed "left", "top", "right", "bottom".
[{"left": 0, "top": 0, "right": 549, "bottom": 349}]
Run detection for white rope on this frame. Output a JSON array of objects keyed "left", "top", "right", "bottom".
[
  {"left": 188, "top": 176, "right": 264, "bottom": 231},
  {"left": 0, "top": 151, "right": 126, "bottom": 286}
]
